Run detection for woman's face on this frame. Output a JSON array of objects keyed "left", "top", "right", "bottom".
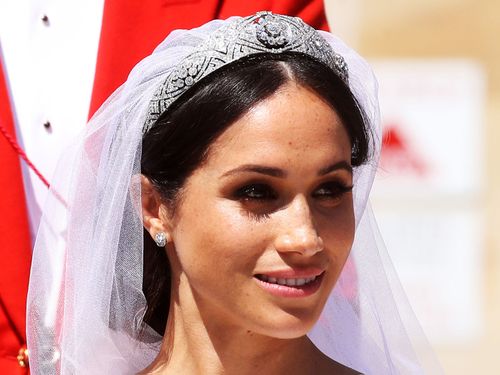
[{"left": 166, "top": 82, "right": 355, "bottom": 339}]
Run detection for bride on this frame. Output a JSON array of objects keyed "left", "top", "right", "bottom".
[{"left": 27, "top": 12, "right": 442, "bottom": 374}]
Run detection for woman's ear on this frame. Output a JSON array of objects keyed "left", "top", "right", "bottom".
[{"left": 141, "top": 174, "right": 172, "bottom": 242}]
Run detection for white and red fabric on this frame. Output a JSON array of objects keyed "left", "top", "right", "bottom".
[{"left": 0, "top": 48, "right": 32, "bottom": 375}]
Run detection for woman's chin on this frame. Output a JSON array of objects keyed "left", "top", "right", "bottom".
[{"left": 251, "top": 310, "right": 321, "bottom": 340}]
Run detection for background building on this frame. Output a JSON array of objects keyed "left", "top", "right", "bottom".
[{"left": 324, "top": 0, "right": 499, "bottom": 373}]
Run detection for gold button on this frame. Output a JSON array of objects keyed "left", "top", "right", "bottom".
[{"left": 17, "top": 347, "right": 29, "bottom": 368}]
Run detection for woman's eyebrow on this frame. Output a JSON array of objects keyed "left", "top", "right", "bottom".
[
  {"left": 221, "top": 160, "right": 352, "bottom": 179},
  {"left": 221, "top": 164, "right": 286, "bottom": 179},
  {"left": 318, "top": 161, "right": 353, "bottom": 175}
]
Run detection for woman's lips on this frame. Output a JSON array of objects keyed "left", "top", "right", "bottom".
[
  {"left": 256, "top": 267, "right": 324, "bottom": 279},
  {"left": 254, "top": 271, "right": 325, "bottom": 298}
]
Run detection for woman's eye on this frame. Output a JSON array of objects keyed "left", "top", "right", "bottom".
[
  {"left": 312, "top": 182, "right": 353, "bottom": 200},
  {"left": 235, "top": 184, "right": 277, "bottom": 201}
]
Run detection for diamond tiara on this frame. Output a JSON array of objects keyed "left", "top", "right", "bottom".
[{"left": 143, "top": 11, "right": 349, "bottom": 133}]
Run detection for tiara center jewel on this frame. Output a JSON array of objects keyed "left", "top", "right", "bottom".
[{"left": 256, "top": 15, "right": 289, "bottom": 48}]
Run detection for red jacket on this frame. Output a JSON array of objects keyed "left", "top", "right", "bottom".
[{"left": 0, "top": 53, "right": 31, "bottom": 375}]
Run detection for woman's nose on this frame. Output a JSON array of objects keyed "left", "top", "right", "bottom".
[{"left": 273, "top": 196, "right": 324, "bottom": 256}]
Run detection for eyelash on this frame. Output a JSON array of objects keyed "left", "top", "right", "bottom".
[
  {"left": 234, "top": 181, "right": 353, "bottom": 202},
  {"left": 234, "top": 183, "right": 278, "bottom": 201},
  {"left": 312, "top": 181, "right": 354, "bottom": 200}
]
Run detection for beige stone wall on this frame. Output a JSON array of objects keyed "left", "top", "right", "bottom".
[{"left": 325, "top": 1, "right": 500, "bottom": 373}]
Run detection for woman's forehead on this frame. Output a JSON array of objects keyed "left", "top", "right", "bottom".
[{"left": 205, "top": 84, "right": 351, "bottom": 166}]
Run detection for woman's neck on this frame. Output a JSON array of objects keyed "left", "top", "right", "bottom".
[{"left": 141, "top": 277, "right": 355, "bottom": 375}]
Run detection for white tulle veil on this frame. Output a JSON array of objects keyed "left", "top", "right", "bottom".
[{"left": 26, "top": 13, "right": 443, "bottom": 374}]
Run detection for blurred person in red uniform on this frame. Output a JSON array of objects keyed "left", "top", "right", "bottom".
[{"left": 89, "top": 0, "right": 329, "bottom": 116}]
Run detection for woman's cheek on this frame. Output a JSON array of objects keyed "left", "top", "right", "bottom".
[
  {"left": 175, "top": 202, "right": 268, "bottom": 279},
  {"left": 321, "top": 199, "right": 355, "bottom": 241}
]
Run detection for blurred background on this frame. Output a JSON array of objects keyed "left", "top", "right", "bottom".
[{"left": 324, "top": 0, "right": 499, "bottom": 373}]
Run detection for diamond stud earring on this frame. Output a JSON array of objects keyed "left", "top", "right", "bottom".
[{"left": 154, "top": 232, "right": 167, "bottom": 247}]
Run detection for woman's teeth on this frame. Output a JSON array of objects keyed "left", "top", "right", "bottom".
[{"left": 258, "top": 274, "right": 317, "bottom": 286}]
